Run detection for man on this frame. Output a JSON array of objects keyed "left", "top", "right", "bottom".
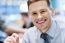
[{"left": 4, "top": 0, "right": 65, "bottom": 43}]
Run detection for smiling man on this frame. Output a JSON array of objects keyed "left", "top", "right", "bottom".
[
  {"left": 4, "top": 0, "right": 65, "bottom": 43},
  {"left": 28, "top": 0, "right": 52, "bottom": 33}
]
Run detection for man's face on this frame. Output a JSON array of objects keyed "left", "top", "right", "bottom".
[{"left": 29, "top": 1, "right": 52, "bottom": 32}]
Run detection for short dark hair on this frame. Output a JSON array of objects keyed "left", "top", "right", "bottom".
[{"left": 28, "top": 0, "right": 50, "bottom": 7}]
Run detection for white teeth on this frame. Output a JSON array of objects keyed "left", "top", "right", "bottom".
[
  {"left": 36, "top": 20, "right": 44, "bottom": 24},
  {"left": 37, "top": 21, "right": 44, "bottom": 24},
  {"left": 36, "top": 19, "right": 47, "bottom": 24}
]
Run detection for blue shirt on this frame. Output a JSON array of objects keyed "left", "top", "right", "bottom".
[{"left": 21, "top": 20, "right": 65, "bottom": 43}]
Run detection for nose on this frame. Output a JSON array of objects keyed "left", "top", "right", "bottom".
[{"left": 37, "top": 13, "right": 42, "bottom": 19}]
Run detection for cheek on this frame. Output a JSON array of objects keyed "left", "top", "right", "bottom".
[
  {"left": 31, "top": 16, "right": 37, "bottom": 22},
  {"left": 47, "top": 16, "right": 51, "bottom": 23},
  {"left": 45, "top": 12, "right": 51, "bottom": 18},
  {"left": 32, "top": 17, "right": 35, "bottom": 21}
]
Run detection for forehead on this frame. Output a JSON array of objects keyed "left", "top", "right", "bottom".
[{"left": 29, "top": 1, "right": 48, "bottom": 11}]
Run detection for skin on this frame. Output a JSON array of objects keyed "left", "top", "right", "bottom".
[
  {"left": 29, "top": 1, "right": 52, "bottom": 32},
  {"left": 4, "top": 1, "right": 53, "bottom": 43}
]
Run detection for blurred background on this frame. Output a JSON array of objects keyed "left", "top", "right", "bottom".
[{"left": 0, "top": 0, "right": 65, "bottom": 43}]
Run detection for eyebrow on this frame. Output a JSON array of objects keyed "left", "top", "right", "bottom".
[
  {"left": 31, "top": 11, "right": 37, "bottom": 13},
  {"left": 40, "top": 9, "right": 47, "bottom": 12}
]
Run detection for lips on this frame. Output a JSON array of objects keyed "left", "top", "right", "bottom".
[{"left": 36, "top": 18, "right": 47, "bottom": 24}]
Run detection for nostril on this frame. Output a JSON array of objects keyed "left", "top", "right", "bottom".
[{"left": 45, "top": 19, "right": 47, "bottom": 21}]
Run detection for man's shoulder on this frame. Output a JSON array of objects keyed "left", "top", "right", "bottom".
[
  {"left": 26, "top": 26, "right": 37, "bottom": 34},
  {"left": 60, "top": 28, "right": 65, "bottom": 41},
  {"left": 23, "top": 26, "right": 38, "bottom": 37},
  {"left": 61, "top": 28, "right": 65, "bottom": 34},
  {"left": 22, "top": 26, "right": 37, "bottom": 39}
]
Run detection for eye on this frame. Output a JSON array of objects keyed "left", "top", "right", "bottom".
[
  {"left": 32, "top": 12, "right": 37, "bottom": 15},
  {"left": 40, "top": 9, "right": 47, "bottom": 14},
  {"left": 40, "top": 10, "right": 46, "bottom": 14}
]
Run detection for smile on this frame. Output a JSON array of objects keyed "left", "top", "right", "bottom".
[{"left": 36, "top": 18, "right": 47, "bottom": 24}]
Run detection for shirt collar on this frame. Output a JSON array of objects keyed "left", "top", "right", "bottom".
[
  {"left": 35, "top": 20, "right": 60, "bottom": 39},
  {"left": 47, "top": 20, "right": 60, "bottom": 38}
]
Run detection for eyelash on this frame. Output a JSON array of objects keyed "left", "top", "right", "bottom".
[
  {"left": 32, "top": 11, "right": 46, "bottom": 15},
  {"left": 41, "top": 11, "right": 45, "bottom": 13},
  {"left": 32, "top": 13, "right": 37, "bottom": 15}
]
